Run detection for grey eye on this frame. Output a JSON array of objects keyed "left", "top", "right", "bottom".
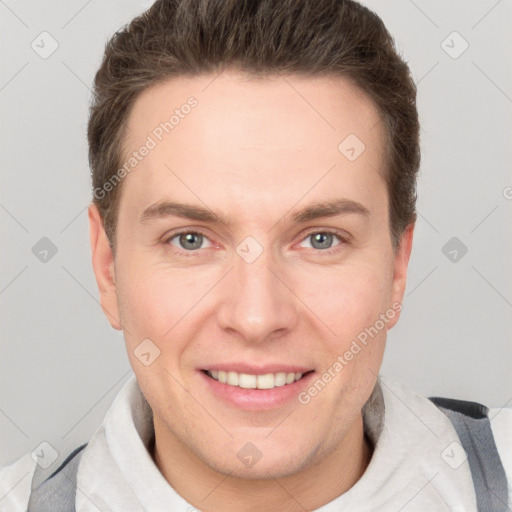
[
  {"left": 169, "top": 232, "right": 210, "bottom": 251},
  {"left": 300, "top": 232, "right": 342, "bottom": 251},
  {"left": 310, "top": 233, "right": 334, "bottom": 250}
]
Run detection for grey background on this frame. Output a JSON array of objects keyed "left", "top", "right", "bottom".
[{"left": 1, "top": 0, "right": 511, "bottom": 466}]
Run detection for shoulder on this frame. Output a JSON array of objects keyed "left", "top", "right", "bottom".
[
  {"left": 489, "top": 406, "right": 512, "bottom": 506},
  {"left": 0, "top": 442, "right": 88, "bottom": 512},
  {"left": 489, "top": 405, "right": 512, "bottom": 454},
  {"left": 0, "top": 452, "right": 37, "bottom": 511},
  {"left": 423, "top": 388, "right": 512, "bottom": 508}
]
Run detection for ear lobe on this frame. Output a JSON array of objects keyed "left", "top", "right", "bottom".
[
  {"left": 88, "top": 203, "right": 122, "bottom": 330},
  {"left": 387, "top": 223, "right": 415, "bottom": 329}
]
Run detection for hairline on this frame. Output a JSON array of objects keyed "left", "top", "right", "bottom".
[{"left": 95, "top": 69, "right": 399, "bottom": 255}]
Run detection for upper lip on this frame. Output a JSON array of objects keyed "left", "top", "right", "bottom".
[{"left": 201, "top": 364, "right": 314, "bottom": 375}]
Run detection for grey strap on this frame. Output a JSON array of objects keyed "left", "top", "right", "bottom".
[
  {"left": 27, "top": 443, "right": 86, "bottom": 512},
  {"left": 430, "top": 397, "right": 509, "bottom": 512}
]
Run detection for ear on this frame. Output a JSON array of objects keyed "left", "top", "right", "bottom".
[
  {"left": 88, "top": 203, "right": 122, "bottom": 330},
  {"left": 387, "top": 223, "right": 415, "bottom": 329}
]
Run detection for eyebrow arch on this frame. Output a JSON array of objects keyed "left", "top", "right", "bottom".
[
  {"left": 140, "top": 201, "right": 229, "bottom": 225},
  {"left": 139, "top": 198, "right": 370, "bottom": 226},
  {"left": 291, "top": 198, "right": 371, "bottom": 223}
]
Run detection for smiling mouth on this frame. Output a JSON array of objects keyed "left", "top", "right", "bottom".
[{"left": 202, "top": 369, "right": 314, "bottom": 390}]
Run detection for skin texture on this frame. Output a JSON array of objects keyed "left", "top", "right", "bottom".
[{"left": 89, "top": 71, "right": 414, "bottom": 511}]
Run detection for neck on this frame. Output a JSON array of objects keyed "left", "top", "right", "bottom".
[{"left": 152, "top": 416, "right": 373, "bottom": 512}]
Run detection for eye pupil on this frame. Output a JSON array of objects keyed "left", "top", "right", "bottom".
[
  {"left": 311, "top": 232, "right": 333, "bottom": 250},
  {"left": 180, "top": 232, "right": 203, "bottom": 250}
]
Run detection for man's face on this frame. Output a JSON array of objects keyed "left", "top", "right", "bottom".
[{"left": 90, "top": 72, "right": 413, "bottom": 478}]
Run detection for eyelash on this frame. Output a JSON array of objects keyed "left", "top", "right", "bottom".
[{"left": 163, "top": 228, "right": 349, "bottom": 257}]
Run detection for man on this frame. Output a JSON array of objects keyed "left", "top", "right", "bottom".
[{"left": 1, "top": 0, "right": 510, "bottom": 510}]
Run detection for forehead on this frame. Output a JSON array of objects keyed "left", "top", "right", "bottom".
[{"left": 119, "top": 72, "right": 387, "bottom": 221}]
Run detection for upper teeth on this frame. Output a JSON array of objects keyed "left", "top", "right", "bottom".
[{"left": 207, "top": 370, "right": 303, "bottom": 389}]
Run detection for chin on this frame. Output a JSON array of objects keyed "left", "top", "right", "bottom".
[{"left": 199, "top": 443, "right": 317, "bottom": 480}]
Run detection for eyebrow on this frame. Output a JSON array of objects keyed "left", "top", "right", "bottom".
[{"left": 139, "top": 198, "right": 370, "bottom": 226}]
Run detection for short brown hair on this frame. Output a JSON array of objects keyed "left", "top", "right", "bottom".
[{"left": 88, "top": 0, "right": 420, "bottom": 254}]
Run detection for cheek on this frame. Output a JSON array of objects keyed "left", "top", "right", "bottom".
[
  {"left": 296, "top": 263, "right": 388, "bottom": 342},
  {"left": 301, "top": 267, "right": 389, "bottom": 408},
  {"left": 115, "top": 261, "right": 204, "bottom": 345}
]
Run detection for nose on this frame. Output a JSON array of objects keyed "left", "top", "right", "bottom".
[{"left": 216, "top": 243, "right": 299, "bottom": 344}]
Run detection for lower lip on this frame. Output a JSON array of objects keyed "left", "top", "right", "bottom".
[{"left": 198, "top": 370, "right": 315, "bottom": 411}]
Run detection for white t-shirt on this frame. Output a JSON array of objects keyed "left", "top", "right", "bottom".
[{"left": 1, "top": 374, "right": 511, "bottom": 511}]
